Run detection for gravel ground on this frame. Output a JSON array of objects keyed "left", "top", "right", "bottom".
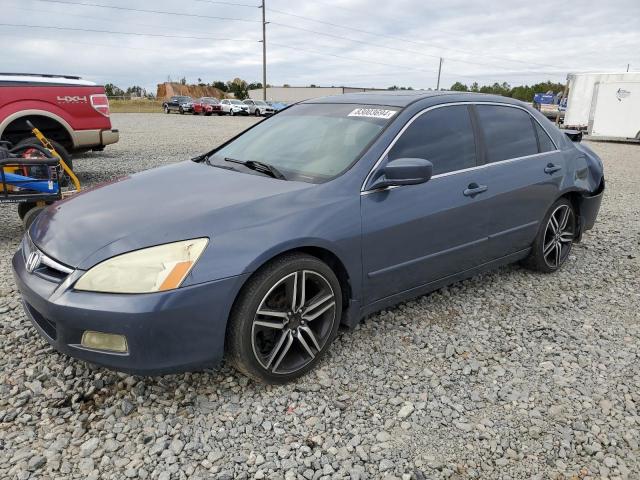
[{"left": 1, "top": 113, "right": 639, "bottom": 480}]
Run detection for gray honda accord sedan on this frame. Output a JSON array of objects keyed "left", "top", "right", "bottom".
[{"left": 13, "top": 91, "right": 604, "bottom": 383}]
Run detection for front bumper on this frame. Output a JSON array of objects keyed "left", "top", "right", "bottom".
[{"left": 12, "top": 249, "right": 249, "bottom": 375}]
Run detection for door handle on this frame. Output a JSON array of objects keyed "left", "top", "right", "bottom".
[
  {"left": 544, "top": 163, "right": 562, "bottom": 174},
  {"left": 463, "top": 183, "right": 488, "bottom": 197}
]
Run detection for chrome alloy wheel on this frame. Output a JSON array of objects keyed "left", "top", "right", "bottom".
[
  {"left": 251, "top": 270, "right": 336, "bottom": 375},
  {"left": 543, "top": 204, "right": 574, "bottom": 269}
]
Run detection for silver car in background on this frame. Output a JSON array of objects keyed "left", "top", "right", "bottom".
[
  {"left": 243, "top": 99, "right": 275, "bottom": 117},
  {"left": 220, "top": 99, "right": 249, "bottom": 116}
]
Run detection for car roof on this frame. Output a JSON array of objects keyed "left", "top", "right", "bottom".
[{"left": 303, "top": 90, "right": 528, "bottom": 108}]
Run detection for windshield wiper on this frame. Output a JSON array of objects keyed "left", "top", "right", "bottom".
[{"left": 224, "top": 157, "right": 287, "bottom": 180}]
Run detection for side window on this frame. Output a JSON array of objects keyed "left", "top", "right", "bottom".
[
  {"left": 388, "top": 105, "right": 476, "bottom": 176},
  {"left": 476, "top": 105, "right": 538, "bottom": 162},
  {"left": 534, "top": 121, "right": 556, "bottom": 152}
]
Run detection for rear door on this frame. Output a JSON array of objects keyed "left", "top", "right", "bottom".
[
  {"left": 474, "top": 104, "right": 564, "bottom": 258},
  {"left": 361, "top": 104, "right": 491, "bottom": 304}
]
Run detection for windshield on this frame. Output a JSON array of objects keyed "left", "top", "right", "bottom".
[
  {"left": 202, "top": 98, "right": 219, "bottom": 104},
  {"left": 230, "top": 100, "right": 243, "bottom": 105},
  {"left": 178, "top": 97, "right": 192, "bottom": 102},
  {"left": 211, "top": 103, "right": 398, "bottom": 183},
  {"left": 254, "top": 100, "right": 267, "bottom": 106}
]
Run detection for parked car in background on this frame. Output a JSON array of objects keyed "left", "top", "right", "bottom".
[
  {"left": 0, "top": 73, "right": 119, "bottom": 153},
  {"left": 14, "top": 92, "right": 604, "bottom": 383},
  {"left": 243, "top": 99, "right": 274, "bottom": 116},
  {"left": 268, "top": 101, "right": 289, "bottom": 112},
  {"left": 162, "top": 96, "right": 194, "bottom": 114},
  {"left": 220, "top": 99, "right": 249, "bottom": 116},
  {"left": 193, "top": 97, "right": 223, "bottom": 116}
]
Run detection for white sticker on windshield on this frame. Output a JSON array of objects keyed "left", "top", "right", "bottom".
[{"left": 348, "top": 108, "right": 397, "bottom": 119}]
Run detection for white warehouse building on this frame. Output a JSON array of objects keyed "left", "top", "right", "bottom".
[{"left": 248, "top": 86, "right": 386, "bottom": 103}]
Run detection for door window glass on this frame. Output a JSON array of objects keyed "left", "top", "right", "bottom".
[
  {"left": 476, "top": 105, "right": 539, "bottom": 162},
  {"left": 534, "top": 121, "right": 557, "bottom": 152},
  {"left": 388, "top": 105, "right": 476, "bottom": 175}
]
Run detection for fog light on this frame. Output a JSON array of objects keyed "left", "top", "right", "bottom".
[{"left": 81, "top": 331, "right": 128, "bottom": 353}]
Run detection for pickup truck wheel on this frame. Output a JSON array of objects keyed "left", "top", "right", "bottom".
[{"left": 15, "top": 138, "right": 73, "bottom": 188}]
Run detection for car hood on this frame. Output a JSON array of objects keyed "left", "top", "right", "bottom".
[{"left": 29, "top": 161, "right": 312, "bottom": 269}]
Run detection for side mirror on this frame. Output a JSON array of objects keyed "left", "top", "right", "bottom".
[{"left": 371, "top": 158, "right": 433, "bottom": 190}]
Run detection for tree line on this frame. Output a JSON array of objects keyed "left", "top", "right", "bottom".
[{"left": 448, "top": 81, "right": 566, "bottom": 102}]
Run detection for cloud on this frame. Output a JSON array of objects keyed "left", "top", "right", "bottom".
[{"left": 2, "top": 0, "right": 639, "bottom": 92}]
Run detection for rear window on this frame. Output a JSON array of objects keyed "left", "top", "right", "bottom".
[{"left": 476, "top": 105, "right": 538, "bottom": 163}]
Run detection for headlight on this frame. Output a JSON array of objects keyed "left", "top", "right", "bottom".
[{"left": 75, "top": 238, "right": 208, "bottom": 294}]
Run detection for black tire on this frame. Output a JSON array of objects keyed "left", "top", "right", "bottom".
[
  {"left": 229, "top": 110, "right": 235, "bottom": 116},
  {"left": 22, "top": 205, "right": 46, "bottom": 230},
  {"left": 255, "top": 109, "right": 261, "bottom": 117},
  {"left": 226, "top": 253, "right": 342, "bottom": 384},
  {"left": 523, "top": 197, "right": 576, "bottom": 273},
  {"left": 164, "top": 106, "right": 170, "bottom": 114},
  {"left": 18, "top": 202, "right": 36, "bottom": 220},
  {"left": 15, "top": 137, "right": 73, "bottom": 188},
  {"left": 179, "top": 107, "right": 184, "bottom": 114}
]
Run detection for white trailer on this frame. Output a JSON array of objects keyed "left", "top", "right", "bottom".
[
  {"left": 589, "top": 81, "right": 640, "bottom": 140},
  {"left": 564, "top": 72, "right": 640, "bottom": 131}
]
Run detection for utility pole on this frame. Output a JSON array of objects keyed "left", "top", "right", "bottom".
[
  {"left": 436, "top": 57, "right": 443, "bottom": 90},
  {"left": 627, "top": 63, "right": 630, "bottom": 72},
  {"left": 261, "top": 0, "right": 267, "bottom": 101}
]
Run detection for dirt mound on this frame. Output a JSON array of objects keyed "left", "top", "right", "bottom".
[{"left": 156, "top": 83, "right": 226, "bottom": 100}]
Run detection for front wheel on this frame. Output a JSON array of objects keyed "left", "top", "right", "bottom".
[
  {"left": 229, "top": 109, "right": 235, "bottom": 116},
  {"left": 226, "top": 253, "right": 342, "bottom": 384},
  {"left": 164, "top": 106, "right": 170, "bottom": 114},
  {"left": 523, "top": 198, "right": 576, "bottom": 273},
  {"left": 255, "top": 109, "right": 261, "bottom": 117}
]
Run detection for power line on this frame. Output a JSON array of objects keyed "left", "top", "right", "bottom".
[
  {"left": 269, "top": 21, "right": 558, "bottom": 74},
  {"left": 194, "top": 0, "right": 260, "bottom": 7},
  {"left": 5, "top": 6, "right": 260, "bottom": 41},
  {"left": 269, "top": 41, "right": 437, "bottom": 75},
  {"left": 0, "top": 23, "right": 258, "bottom": 42},
  {"left": 37, "top": 0, "right": 261, "bottom": 22},
  {"left": 267, "top": 6, "right": 570, "bottom": 72}
]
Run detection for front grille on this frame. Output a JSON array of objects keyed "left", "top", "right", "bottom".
[
  {"left": 24, "top": 301, "right": 57, "bottom": 340},
  {"left": 23, "top": 234, "right": 73, "bottom": 282}
]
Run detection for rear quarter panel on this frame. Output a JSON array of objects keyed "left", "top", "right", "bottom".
[{"left": 0, "top": 85, "right": 112, "bottom": 131}]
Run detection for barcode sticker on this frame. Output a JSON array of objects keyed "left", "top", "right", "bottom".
[{"left": 348, "top": 108, "right": 397, "bottom": 119}]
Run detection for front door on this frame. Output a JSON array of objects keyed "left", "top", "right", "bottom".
[{"left": 361, "top": 104, "right": 491, "bottom": 304}]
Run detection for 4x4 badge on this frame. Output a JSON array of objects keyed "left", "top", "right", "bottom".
[{"left": 26, "top": 251, "right": 42, "bottom": 273}]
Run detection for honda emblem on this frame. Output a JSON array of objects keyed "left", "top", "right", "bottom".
[{"left": 26, "top": 251, "right": 42, "bottom": 273}]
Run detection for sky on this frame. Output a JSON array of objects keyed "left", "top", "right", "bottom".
[{"left": 2, "top": 0, "right": 639, "bottom": 94}]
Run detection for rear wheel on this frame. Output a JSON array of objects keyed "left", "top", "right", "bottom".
[
  {"left": 523, "top": 198, "right": 576, "bottom": 273},
  {"left": 226, "top": 253, "right": 342, "bottom": 384}
]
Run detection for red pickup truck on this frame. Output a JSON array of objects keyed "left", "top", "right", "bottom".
[{"left": 0, "top": 73, "right": 119, "bottom": 153}]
